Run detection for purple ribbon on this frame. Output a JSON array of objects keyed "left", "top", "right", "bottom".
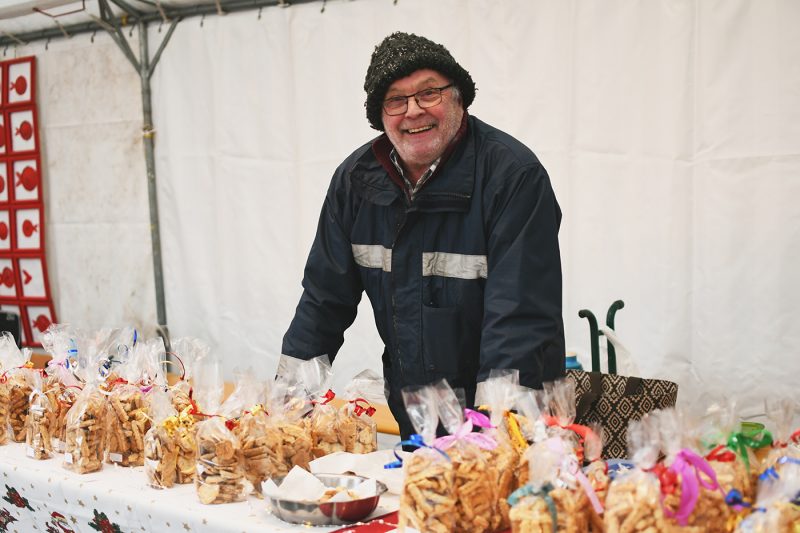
[{"left": 663, "top": 448, "right": 721, "bottom": 526}]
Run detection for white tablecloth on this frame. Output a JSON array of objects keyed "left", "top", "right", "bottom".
[{"left": 0, "top": 443, "right": 399, "bottom": 533}]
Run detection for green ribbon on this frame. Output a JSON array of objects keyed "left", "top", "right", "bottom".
[
  {"left": 507, "top": 482, "right": 558, "bottom": 533},
  {"left": 727, "top": 427, "right": 773, "bottom": 472}
]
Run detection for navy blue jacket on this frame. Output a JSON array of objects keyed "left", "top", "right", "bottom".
[{"left": 282, "top": 115, "right": 565, "bottom": 437}]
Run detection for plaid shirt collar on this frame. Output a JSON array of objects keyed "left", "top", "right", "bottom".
[{"left": 389, "top": 150, "right": 440, "bottom": 199}]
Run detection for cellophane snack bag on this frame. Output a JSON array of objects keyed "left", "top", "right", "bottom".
[
  {"left": 339, "top": 369, "right": 382, "bottom": 454},
  {"left": 397, "top": 383, "right": 455, "bottom": 533},
  {"left": 194, "top": 355, "right": 249, "bottom": 504},
  {"left": 0, "top": 333, "right": 35, "bottom": 443},
  {"left": 432, "top": 379, "right": 497, "bottom": 533},
  {"left": 0, "top": 332, "right": 31, "bottom": 445},
  {"left": 219, "top": 369, "right": 270, "bottom": 494},
  {"left": 168, "top": 337, "right": 209, "bottom": 424},
  {"left": 41, "top": 325, "right": 82, "bottom": 452},
  {"left": 603, "top": 413, "right": 667, "bottom": 532},
  {"left": 509, "top": 436, "right": 591, "bottom": 533},
  {"left": 62, "top": 327, "right": 137, "bottom": 473},
  {"left": 698, "top": 398, "right": 753, "bottom": 490},
  {"left": 25, "top": 370, "right": 55, "bottom": 459},
  {"left": 144, "top": 386, "right": 181, "bottom": 488},
  {"left": 514, "top": 385, "right": 548, "bottom": 487},
  {"left": 655, "top": 407, "right": 732, "bottom": 532},
  {"left": 265, "top": 355, "right": 314, "bottom": 475},
  {"left": 735, "top": 455, "right": 800, "bottom": 533},
  {"left": 105, "top": 337, "right": 163, "bottom": 466},
  {"left": 474, "top": 369, "right": 524, "bottom": 531},
  {"left": 297, "top": 355, "right": 344, "bottom": 458},
  {"left": 760, "top": 398, "right": 800, "bottom": 472}
]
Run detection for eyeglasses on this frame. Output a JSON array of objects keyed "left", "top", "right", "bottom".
[{"left": 382, "top": 84, "right": 454, "bottom": 116}]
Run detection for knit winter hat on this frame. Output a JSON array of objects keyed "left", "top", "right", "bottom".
[{"left": 364, "top": 32, "right": 476, "bottom": 131}]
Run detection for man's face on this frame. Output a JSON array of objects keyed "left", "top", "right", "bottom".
[{"left": 382, "top": 69, "right": 464, "bottom": 175}]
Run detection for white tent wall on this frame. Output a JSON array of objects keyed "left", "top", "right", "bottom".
[
  {"left": 6, "top": 0, "right": 798, "bottom": 416},
  {"left": 9, "top": 31, "right": 158, "bottom": 341}
]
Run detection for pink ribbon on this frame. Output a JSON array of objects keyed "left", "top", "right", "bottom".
[
  {"left": 433, "top": 417, "right": 498, "bottom": 451},
  {"left": 662, "top": 448, "right": 721, "bottom": 526},
  {"left": 545, "top": 437, "right": 604, "bottom": 515}
]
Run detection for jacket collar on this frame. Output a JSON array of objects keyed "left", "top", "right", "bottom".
[{"left": 351, "top": 115, "right": 474, "bottom": 212}]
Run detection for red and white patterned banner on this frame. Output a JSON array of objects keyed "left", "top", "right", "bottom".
[{"left": 0, "top": 55, "right": 57, "bottom": 346}]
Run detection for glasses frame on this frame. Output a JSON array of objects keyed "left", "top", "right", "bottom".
[{"left": 382, "top": 84, "right": 454, "bottom": 116}]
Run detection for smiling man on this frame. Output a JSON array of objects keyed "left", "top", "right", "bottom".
[{"left": 282, "top": 32, "right": 565, "bottom": 438}]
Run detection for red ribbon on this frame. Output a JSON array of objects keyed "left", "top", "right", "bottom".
[
  {"left": 313, "top": 389, "right": 335, "bottom": 405},
  {"left": 649, "top": 463, "right": 679, "bottom": 495},
  {"left": 791, "top": 429, "right": 800, "bottom": 445},
  {"left": 543, "top": 414, "right": 594, "bottom": 462},
  {"left": 350, "top": 398, "right": 376, "bottom": 417},
  {"left": 706, "top": 444, "right": 736, "bottom": 462}
]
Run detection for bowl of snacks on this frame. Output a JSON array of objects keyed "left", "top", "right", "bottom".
[{"left": 265, "top": 472, "right": 388, "bottom": 526}]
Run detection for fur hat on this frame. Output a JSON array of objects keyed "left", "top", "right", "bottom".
[{"left": 363, "top": 32, "right": 476, "bottom": 131}]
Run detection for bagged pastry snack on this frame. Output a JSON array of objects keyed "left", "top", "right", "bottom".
[
  {"left": 219, "top": 369, "right": 270, "bottom": 494},
  {"left": 25, "top": 370, "right": 56, "bottom": 459},
  {"left": 759, "top": 398, "right": 800, "bottom": 472},
  {"left": 63, "top": 380, "right": 107, "bottom": 473},
  {"left": 514, "top": 386, "right": 549, "bottom": 488},
  {"left": 0, "top": 333, "right": 37, "bottom": 443},
  {"left": 695, "top": 398, "right": 758, "bottom": 522},
  {"left": 542, "top": 378, "right": 594, "bottom": 461},
  {"left": 396, "top": 383, "right": 456, "bottom": 533},
  {"left": 603, "top": 413, "right": 668, "bottom": 533},
  {"left": 474, "top": 369, "right": 525, "bottom": 531},
  {"left": 0, "top": 332, "right": 31, "bottom": 445},
  {"left": 265, "top": 356, "right": 315, "bottom": 474},
  {"left": 297, "top": 355, "right": 342, "bottom": 457},
  {"left": 654, "top": 407, "right": 734, "bottom": 533},
  {"left": 736, "top": 456, "right": 800, "bottom": 533},
  {"left": 339, "top": 369, "right": 382, "bottom": 454},
  {"left": 432, "top": 379, "right": 498, "bottom": 533},
  {"left": 582, "top": 423, "right": 609, "bottom": 532},
  {"left": 508, "top": 436, "right": 594, "bottom": 533},
  {"left": 144, "top": 386, "right": 184, "bottom": 489},
  {"left": 41, "top": 325, "right": 83, "bottom": 452},
  {"left": 105, "top": 337, "right": 165, "bottom": 466},
  {"left": 168, "top": 337, "right": 210, "bottom": 423},
  {"left": 194, "top": 356, "right": 249, "bottom": 504}
]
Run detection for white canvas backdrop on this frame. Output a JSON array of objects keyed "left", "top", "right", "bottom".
[{"left": 10, "top": 0, "right": 799, "bottom": 419}]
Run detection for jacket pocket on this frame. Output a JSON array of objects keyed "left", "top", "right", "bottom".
[{"left": 421, "top": 304, "right": 478, "bottom": 379}]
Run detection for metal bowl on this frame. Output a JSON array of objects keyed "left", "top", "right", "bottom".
[{"left": 266, "top": 473, "right": 388, "bottom": 526}]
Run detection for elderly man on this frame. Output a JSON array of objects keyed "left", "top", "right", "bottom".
[{"left": 282, "top": 32, "right": 564, "bottom": 438}]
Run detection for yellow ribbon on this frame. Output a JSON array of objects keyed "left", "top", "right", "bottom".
[
  {"left": 506, "top": 411, "right": 529, "bottom": 453},
  {"left": 162, "top": 415, "right": 180, "bottom": 437},
  {"left": 179, "top": 406, "right": 196, "bottom": 431},
  {"left": 247, "top": 404, "right": 266, "bottom": 417}
]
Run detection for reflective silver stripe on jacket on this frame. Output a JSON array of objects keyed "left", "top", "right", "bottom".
[
  {"left": 352, "top": 244, "right": 392, "bottom": 272},
  {"left": 422, "top": 252, "right": 488, "bottom": 279}
]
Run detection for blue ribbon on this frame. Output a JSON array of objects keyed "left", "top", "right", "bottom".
[
  {"left": 759, "top": 467, "right": 779, "bottom": 482},
  {"left": 725, "top": 489, "right": 752, "bottom": 510},
  {"left": 777, "top": 456, "right": 800, "bottom": 467},
  {"left": 507, "top": 483, "right": 558, "bottom": 533},
  {"left": 384, "top": 434, "right": 449, "bottom": 469}
]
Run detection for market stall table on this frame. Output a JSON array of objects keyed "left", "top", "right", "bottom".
[{"left": 0, "top": 442, "right": 399, "bottom": 532}]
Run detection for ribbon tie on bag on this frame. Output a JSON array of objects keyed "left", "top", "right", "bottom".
[
  {"left": 384, "top": 433, "right": 450, "bottom": 469},
  {"left": 727, "top": 428, "right": 773, "bottom": 471},
  {"left": 544, "top": 437, "right": 604, "bottom": 515},
  {"left": 162, "top": 415, "right": 180, "bottom": 437},
  {"left": 706, "top": 444, "right": 737, "bottom": 463},
  {"left": 432, "top": 416, "right": 498, "bottom": 451},
  {"left": 542, "top": 415, "right": 594, "bottom": 462},
  {"left": 662, "top": 449, "right": 721, "bottom": 526},
  {"left": 245, "top": 404, "right": 268, "bottom": 417},
  {"left": 507, "top": 482, "right": 558, "bottom": 533},
  {"left": 312, "top": 389, "right": 335, "bottom": 405},
  {"left": 505, "top": 411, "right": 529, "bottom": 453},
  {"left": 349, "top": 398, "right": 376, "bottom": 417}
]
